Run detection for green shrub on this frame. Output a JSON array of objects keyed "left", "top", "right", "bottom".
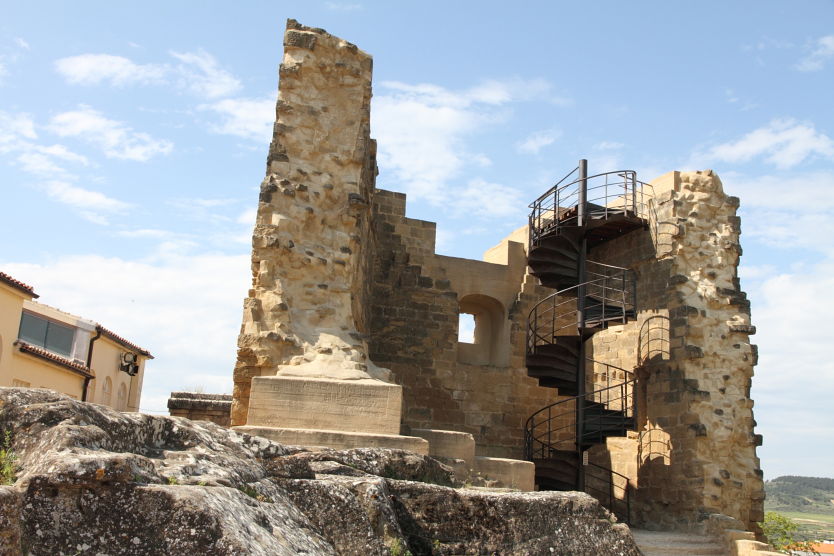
[{"left": 760, "top": 512, "right": 819, "bottom": 555}]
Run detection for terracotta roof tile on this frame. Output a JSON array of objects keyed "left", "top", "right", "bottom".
[
  {"left": 14, "top": 341, "right": 93, "bottom": 378},
  {"left": 97, "top": 325, "right": 153, "bottom": 359},
  {"left": 0, "top": 271, "right": 38, "bottom": 298}
]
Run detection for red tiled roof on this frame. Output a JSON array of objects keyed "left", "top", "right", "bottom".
[
  {"left": 0, "top": 271, "right": 39, "bottom": 298},
  {"left": 14, "top": 341, "right": 93, "bottom": 378},
  {"left": 97, "top": 325, "right": 153, "bottom": 359},
  {"left": 813, "top": 543, "right": 834, "bottom": 555}
]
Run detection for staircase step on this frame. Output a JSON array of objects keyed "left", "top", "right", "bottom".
[{"left": 631, "top": 530, "right": 726, "bottom": 556}]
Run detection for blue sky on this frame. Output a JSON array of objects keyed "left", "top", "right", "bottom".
[{"left": 1, "top": 1, "right": 833, "bottom": 479}]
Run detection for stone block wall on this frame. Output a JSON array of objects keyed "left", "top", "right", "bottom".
[
  {"left": 368, "top": 190, "right": 566, "bottom": 458},
  {"left": 167, "top": 392, "right": 232, "bottom": 427},
  {"left": 583, "top": 171, "right": 763, "bottom": 532}
]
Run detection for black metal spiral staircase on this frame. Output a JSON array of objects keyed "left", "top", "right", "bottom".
[{"left": 524, "top": 160, "right": 649, "bottom": 522}]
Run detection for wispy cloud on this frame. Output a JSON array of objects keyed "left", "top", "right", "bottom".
[
  {"left": 795, "top": 34, "right": 834, "bottom": 72},
  {"left": 43, "top": 181, "right": 131, "bottom": 225},
  {"left": 517, "top": 129, "right": 560, "bottom": 155},
  {"left": 49, "top": 105, "right": 173, "bottom": 161},
  {"left": 691, "top": 119, "right": 834, "bottom": 169},
  {"left": 170, "top": 49, "right": 241, "bottom": 99},
  {"left": 55, "top": 54, "right": 167, "bottom": 86},
  {"left": 373, "top": 78, "right": 558, "bottom": 205},
  {"left": 200, "top": 96, "right": 274, "bottom": 142},
  {"left": 55, "top": 49, "right": 241, "bottom": 99},
  {"left": 449, "top": 178, "right": 526, "bottom": 219}
]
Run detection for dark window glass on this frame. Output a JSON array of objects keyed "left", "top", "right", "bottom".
[
  {"left": 18, "top": 313, "right": 75, "bottom": 357},
  {"left": 19, "top": 313, "right": 47, "bottom": 346},
  {"left": 45, "top": 322, "right": 74, "bottom": 357}
]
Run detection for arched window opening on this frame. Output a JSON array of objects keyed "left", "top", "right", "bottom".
[{"left": 457, "top": 294, "right": 509, "bottom": 367}]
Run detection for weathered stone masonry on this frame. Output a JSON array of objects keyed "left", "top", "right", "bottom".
[{"left": 228, "top": 18, "right": 763, "bottom": 533}]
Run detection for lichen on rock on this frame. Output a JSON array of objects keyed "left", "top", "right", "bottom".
[{"left": 1, "top": 387, "right": 640, "bottom": 555}]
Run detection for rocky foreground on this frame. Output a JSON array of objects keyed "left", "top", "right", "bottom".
[{"left": 0, "top": 388, "right": 639, "bottom": 555}]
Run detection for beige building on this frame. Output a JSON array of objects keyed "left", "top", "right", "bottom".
[{"left": 0, "top": 271, "right": 151, "bottom": 411}]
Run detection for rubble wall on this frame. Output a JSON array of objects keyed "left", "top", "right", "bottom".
[
  {"left": 587, "top": 171, "right": 763, "bottom": 531},
  {"left": 231, "top": 20, "right": 386, "bottom": 426}
]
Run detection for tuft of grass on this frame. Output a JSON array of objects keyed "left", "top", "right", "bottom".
[
  {"left": 238, "top": 484, "right": 273, "bottom": 503},
  {"left": 166, "top": 476, "right": 179, "bottom": 485},
  {"left": 0, "top": 430, "right": 18, "bottom": 485}
]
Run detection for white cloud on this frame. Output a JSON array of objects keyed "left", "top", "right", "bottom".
[
  {"left": 0, "top": 110, "right": 89, "bottom": 180},
  {"left": 17, "top": 152, "right": 67, "bottom": 176},
  {"left": 49, "top": 105, "right": 173, "bottom": 161},
  {"left": 795, "top": 34, "right": 834, "bottom": 72},
  {"left": 54, "top": 54, "right": 167, "bottom": 86},
  {"left": 373, "top": 78, "right": 555, "bottom": 204},
  {"left": 42, "top": 181, "right": 131, "bottom": 225},
  {"left": 0, "top": 111, "right": 37, "bottom": 145},
  {"left": 1, "top": 253, "right": 251, "bottom": 410},
  {"left": 517, "top": 129, "right": 560, "bottom": 155},
  {"left": 749, "top": 258, "right": 834, "bottom": 476},
  {"left": 201, "top": 96, "right": 274, "bottom": 142},
  {"left": 595, "top": 141, "right": 624, "bottom": 151},
  {"left": 728, "top": 171, "right": 834, "bottom": 211},
  {"left": 693, "top": 119, "right": 834, "bottom": 169},
  {"left": 170, "top": 50, "right": 241, "bottom": 99},
  {"left": 14, "top": 38, "right": 30, "bottom": 50},
  {"left": 450, "top": 178, "right": 526, "bottom": 219},
  {"left": 55, "top": 50, "right": 241, "bottom": 100}
]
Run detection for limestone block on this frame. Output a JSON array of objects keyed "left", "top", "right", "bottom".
[
  {"left": 410, "top": 428, "right": 476, "bottom": 465},
  {"left": 247, "top": 376, "right": 402, "bottom": 435},
  {"left": 474, "top": 456, "right": 535, "bottom": 492},
  {"left": 234, "top": 426, "right": 428, "bottom": 455}
]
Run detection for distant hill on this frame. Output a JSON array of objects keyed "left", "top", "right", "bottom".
[{"left": 765, "top": 476, "right": 834, "bottom": 515}]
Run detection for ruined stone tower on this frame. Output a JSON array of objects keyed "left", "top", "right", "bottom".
[{"left": 231, "top": 19, "right": 763, "bottom": 533}]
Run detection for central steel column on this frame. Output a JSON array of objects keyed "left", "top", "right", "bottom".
[{"left": 575, "top": 159, "right": 589, "bottom": 491}]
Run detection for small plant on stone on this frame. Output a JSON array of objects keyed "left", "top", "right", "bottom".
[
  {"left": 166, "top": 476, "right": 179, "bottom": 485},
  {"left": 387, "top": 538, "right": 413, "bottom": 556},
  {"left": 0, "top": 430, "right": 19, "bottom": 485},
  {"left": 238, "top": 484, "right": 272, "bottom": 503}
]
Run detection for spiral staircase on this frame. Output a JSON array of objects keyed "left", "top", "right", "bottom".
[{"left": 524, "top": 160, "right": 649, "bottom": 522}]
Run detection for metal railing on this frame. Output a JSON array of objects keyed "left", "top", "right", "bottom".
[
  {"left": 526, "top": 261, "right": 636, "bottom": 355},
  {"left": 528, "top": 169, "right": 653, "bottom": 248},
  {"left": 523, "top": 360, "right": 636, "bottom": 522}
]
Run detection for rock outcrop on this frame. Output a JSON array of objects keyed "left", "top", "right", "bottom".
[{"left": 0, "top": 388, "right": 639, "bottom": 555}]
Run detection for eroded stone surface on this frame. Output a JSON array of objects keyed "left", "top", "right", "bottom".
[
  {"left": 232, "top": 18, "right": 391, "bottom": 427},
  {"left": 1, "top": 388, "right": 641, "bottom": 555}
]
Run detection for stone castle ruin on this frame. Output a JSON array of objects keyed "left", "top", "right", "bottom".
[{"left": 229, "top": 19, "right": 764, "bottom": 533}]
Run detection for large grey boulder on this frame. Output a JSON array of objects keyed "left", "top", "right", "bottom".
[{"left": 0, "top": 388, "right": 639, "bottom": 555}]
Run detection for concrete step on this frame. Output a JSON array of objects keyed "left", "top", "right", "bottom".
[{"left": 631, "top": 529, "right": 727, "bottom": 556}]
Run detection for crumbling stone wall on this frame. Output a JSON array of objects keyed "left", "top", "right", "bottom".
[
  {"left": 368, "top": 190, "right": 563, "bottom": 457},
  {"left": 231, "top": 20, "right": 388, "bottom": 426},
  {"left": 586, "top": 171, "right": 763, "bottom": 532}
]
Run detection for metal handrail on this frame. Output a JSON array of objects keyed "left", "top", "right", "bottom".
[
  {"left": 586, "top": 461, "right": 632, "bottom": 523},
  {"left": 529, "top": 169, "right": 653, "bottom": 247},
  {"left": 526, "top": 263, "right": 636, "bottom": 355},
  {"left": 523, "top": 359, "right": 636, "bottom": 522}
]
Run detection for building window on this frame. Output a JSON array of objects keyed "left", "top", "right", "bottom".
[
  {"left": 11, "top": 379, "right": 31, "bottom": 387},
  {"left": 18, "top": 312, "right": 75, "bottom": 358},
  {"left": 117, "top": 383, "right": 127, "bottom": 411},
  {"left": 102, "top": 377, "right": 113, "bottom": 406}
]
